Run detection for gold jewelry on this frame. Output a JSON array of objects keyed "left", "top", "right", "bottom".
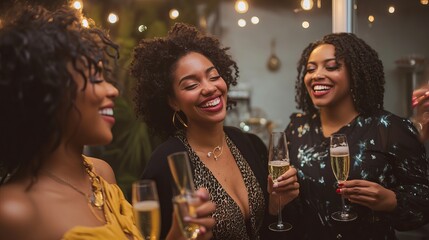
[
  {"left": 172, "top": 111, "right": 188, "bottom": 128},
  {"left": 44, "top": 159, "right": 105, "bottom": 222},
  {"left": 207, "top": 145, "right": 223, "bottom": 161},
  {"left": 206, "top": 135, "right": 225, "bottom": 161}
]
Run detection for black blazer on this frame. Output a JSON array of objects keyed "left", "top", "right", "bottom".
[{"left": 141, "top": 126, "right": 280, "bottom": 239}]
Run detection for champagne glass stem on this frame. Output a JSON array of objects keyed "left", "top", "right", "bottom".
[
  {"left": 276, "top": 196, "right": 284, "bottom": 229},
  {"left": 340, "top": 195, "right": 347, "bottom": 216}
]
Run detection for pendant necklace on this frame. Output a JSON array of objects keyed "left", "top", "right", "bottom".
[
  {"left": 206, "top": 135, "right": 225, "bottom": 161},
  {"left": 44, "top": 159, "right": 105, "bottom": 223}
]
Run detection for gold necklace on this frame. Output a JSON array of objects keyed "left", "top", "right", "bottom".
[
  {"left": 206, "top": 136, "right": 225, "bottom": 161},
  {"left": 44, "top": 160, "right": 105, "bottom": 222}
]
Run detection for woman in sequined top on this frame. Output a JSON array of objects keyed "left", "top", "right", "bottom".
[
  {"left": 284, "top": 32, "right": 429, "bottom": 239},
  {"left": 0, "top": 5, "right": 214, "bottom": 240},
  {"left": 131, "top": 23, "right": 300, "bottom": 240}
]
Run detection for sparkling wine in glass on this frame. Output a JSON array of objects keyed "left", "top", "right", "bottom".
[
  {"left": 168, "top": 151, "right": 201, "bottom": 239},
  {"left": 132, "top": 180, "right": 161, "bottom": 240},
  {"left": 330, "top": 134, "right": 357, "bottom": 221},
  {"left": 268, "top": 131, "right": 292, "bottom": 232}
]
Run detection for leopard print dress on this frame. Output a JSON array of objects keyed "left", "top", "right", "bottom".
[{"left": 176, "top": 131, "right": 266, "bottom": 240}]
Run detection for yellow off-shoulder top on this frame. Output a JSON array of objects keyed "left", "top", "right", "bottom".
[{"left": 62, "top": 157, "right": 143, "bottom": 240}]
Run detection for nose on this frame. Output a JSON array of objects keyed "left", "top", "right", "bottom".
[
  {"left": 201, "top": 80, "right": 217, "bottom": 96},
  {"left": 106, "top": 82, "right": 119, "bottom": 99},
  {"left": 311, "top": 70, "right": 325, "bottom": 81}
]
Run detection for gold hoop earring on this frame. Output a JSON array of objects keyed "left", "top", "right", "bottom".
[{"left": 172, "top": 111, "right": 188, "bottom": 128}]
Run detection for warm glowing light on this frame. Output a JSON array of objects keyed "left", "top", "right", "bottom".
[
  {"left": 301, "top": 0, "right": 314, "bottom": 10},
  {"left": 72, "top": 1, "right": 83, "bottom": 10},
  {"left": 169, "top": 9, "right": 179, "bottom": 20},
  {"left": 302, "top": 21, "right": 310, "bottom": 29},
  {"left": 81, "top": 18, "right": 89, "bottom": 28},
  {"left": 368, "top": 15, "right": 375, "bottom": 23},
  {"left": 235, "top": 0, "right": 249, "bottom": 14},
  {"left": 251, "top": 16, "right": 259, "bottom": 24},
  {"left": 421, "top": 0, "right": 428, "bottom": 5},
  {"left": 138, "top": 25, "right": 147, "bottom": 32},
  {"left": 388, "top": 6, "right": 395, "bottom": 13},
  {"left": 108, "top": 13, "right": 118, "bottom": 24},
  {"left": 238, "top": 19, "right": 246, "bottom": 27}
]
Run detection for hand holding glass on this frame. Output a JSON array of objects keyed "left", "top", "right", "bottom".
[
  {"left": 330, "top": 134, "right": 357, "bottom": 221},
  {"left": 168, "top": 152, "right": 201, "bottom": 240},
  {"left": 268, "top": 131, "right": 292, "bottom": 232},
  {"left": 132, "top": 180, "right": 161, "bottom": 240}
]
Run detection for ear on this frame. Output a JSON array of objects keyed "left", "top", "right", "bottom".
[{"left": 168, "top": 96, "right": 179, "bottom": 111}]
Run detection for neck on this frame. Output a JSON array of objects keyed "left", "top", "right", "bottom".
[
  {"left": 319, "top": 99, "right": 359, "bottom": 137},
  {"left": 40, "top": 143, "right": 86, "bottom": 180},
  {"left": 186, "top": 122, "right": 225, "bottom": 149}
]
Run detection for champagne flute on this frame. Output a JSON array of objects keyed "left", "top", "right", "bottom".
[
  {"left": 168, "top": 151, "right": 201, "bottom": 240},
  {"left": 132, "top": 180, "right": 161, "bottom": 240},
  {"left": 268, "top": 131, "right": 292, "bottom": 232},
  {"left": 330, "top": 134, "right": 357, "bottom": 221}
]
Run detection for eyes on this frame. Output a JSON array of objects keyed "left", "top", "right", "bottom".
[
  {"left": 180, "top": 70, "right": 222, "bottom": 90},
  {"left": 305, "top": 61, "right": 342, "bottom": 74}
]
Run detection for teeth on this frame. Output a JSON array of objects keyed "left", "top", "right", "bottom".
[
  {"left": 99, "top": 108, "right": 113, "bottom": 116},
  {"left": 201, "top": 97, "right": 220, "bottom": 108},
  {"left": 313, "top": 85, "right": 331, "bottom": 91}
]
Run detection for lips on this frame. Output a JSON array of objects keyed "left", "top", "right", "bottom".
[
  {"left": 99, "top": 107, "right": 115, "bottom": 125},
  {"left": 311, "top": 84, "right": 332, "bottom": 97},
  {"left": 99, "top": 108, "right": 113, "bottom": 116},
  {"left": 199, "top": 97, "right": 221, "bottom": 108}
]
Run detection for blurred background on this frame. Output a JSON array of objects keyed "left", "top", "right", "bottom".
[{"left": 2, "top": 1, "right": 428, "bottom": 238}]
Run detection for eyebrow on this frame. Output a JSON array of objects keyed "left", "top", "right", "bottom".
[
  {"left": 178, "top": 66, "right": 217, "bottom": 85},
  {"left": 307, "top": 58, "right": 337, "bottom": 65}
]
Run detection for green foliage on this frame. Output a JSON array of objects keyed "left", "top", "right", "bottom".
[{"left": 87, "top": 0, "right": 221, "bottom": 200}]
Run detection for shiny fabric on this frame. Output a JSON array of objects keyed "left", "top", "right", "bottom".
[
  {"left": 62, "top": 157, "right": 143, "bottom": 240},
  {"left": 285, "top": 110, "right": 429, "bottom": 239}
]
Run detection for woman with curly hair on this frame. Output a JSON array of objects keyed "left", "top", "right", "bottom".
[
  {"left": 131, "top": 23, "right": 299, "bottom": 240},
  {"left": 284, "top": 32, "right": 429, "bottom": 239},
  {"left": 0, "top": 5, "right": 214, "bottom": 240}
]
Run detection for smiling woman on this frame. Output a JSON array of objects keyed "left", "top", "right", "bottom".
[
  {"left": 0, "top": 4, "right": 146, "bottom": 240},
  {"left": 131, "top": 22, "right": 300, "bottom": 240}
]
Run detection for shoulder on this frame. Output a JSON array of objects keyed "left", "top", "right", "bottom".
[
  {"left": 142, "top": 137, "right": 185, "bottom": 179},
  {"left": 0, "top": 184, "right": 36, "bottom": 239},
  {"left": 372, "top": 110, "right": 415, "bottom": 131},
  {"left": 149, "top": 136, "right": 185, "bottom": 164},
  {"left": 85, "top": 156, "right": 117, "bottom": 184}
]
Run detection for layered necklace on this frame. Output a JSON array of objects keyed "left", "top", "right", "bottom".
[{"left": 45, "top": 158, "right": 105, "bottom": 222}]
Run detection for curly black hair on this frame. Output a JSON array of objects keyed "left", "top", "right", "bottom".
[
  {"left": 131, "top": 23, "right": 239, "bottom": 138},
  {"left": 0, "top": 4, "right": 119, "bottom": 181},
  {"left": 295, "top": 32, "right": 385, "bottom": 115}
]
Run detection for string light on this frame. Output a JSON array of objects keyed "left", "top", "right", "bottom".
[
  {"left": 72, "top": 0, "right": 83, "bottom": 10},
  {"left": 138, "top": 25, "right": 147, "bottom": 32},
  {"left": 81, "top": 18, "right": 89, "bottom": 28},
  {"left": 302, "top": 21, "right": 310, "bottom": 29},
  {"left": 388, "top": 6, "right": 395, "bottom": 14},
  {"left": 301, "top": 0, "right": 314, "bottom": 10},
  {"left": 108, "top": 13, "right": 118, "bottom": 24},
  {"left": 238, "top": 19, "right": 246, "bottom": 27},
  {"left": 421, "top": 0, "right": 428, "bottom": 5},
  {"left": 169, "top": 9, "right": 179, "bottom": 20},
  {"left": 251, "top": 16, "right": 259, "bottom": 24},
  {"left": 368, "top": 15, "right": 375, "bottom": 23},
  {"left": 235, "top": 0, "right": 249, "bottom": 14}
]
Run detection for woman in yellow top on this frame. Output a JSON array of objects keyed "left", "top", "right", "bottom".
[{"left": 0, "top": 4, "right": 215, "bottom": 240}]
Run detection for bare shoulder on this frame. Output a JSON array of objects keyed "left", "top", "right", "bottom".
[
  {"left": 86, "top": 156, "right": 117, "bottom": 184},
  {"left": 0, "top": 184, "right": 36, "bottom": 239}
]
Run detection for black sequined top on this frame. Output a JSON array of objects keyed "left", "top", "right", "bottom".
[{"left": 285, "top": 109, "right": 429, "bottom": 239}]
